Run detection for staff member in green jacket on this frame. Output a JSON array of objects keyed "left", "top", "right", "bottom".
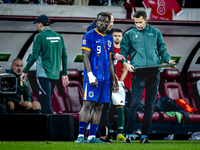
[
  {"left": 6, "top": 58, "right": 41, "bottom": 113},
  {"left": 20, "top": 15, "right": 69, "bottom": 114},
  {"left": 120, "top": 10, "right": 175, "bottom": 144}
]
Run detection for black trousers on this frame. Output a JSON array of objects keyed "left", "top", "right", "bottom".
[
  {"left": 126, "top": 70, "right": 160, "bottom": 135},
  {"left": 37, "top": 77, "right": 57, "bottom": 114}
]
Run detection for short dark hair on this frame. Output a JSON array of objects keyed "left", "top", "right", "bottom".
[
  {"left": 133, "top": 10, "right": 147, "bottom": 20},
  {"left": 97, "top": 12, "right": 111, "bottom": 21},
  {"left": 113, "top": 28, "right": 123, "bottom": 34},
  {"left": 103, "top": 11, "right": 112, "bottom": 16}
]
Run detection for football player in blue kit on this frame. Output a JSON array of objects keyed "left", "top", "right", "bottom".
[{"left": 75, "top": 12, "right": 119, "bottom": 143}]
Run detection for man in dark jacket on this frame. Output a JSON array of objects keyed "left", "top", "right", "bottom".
[
  {"left": 6, "top": 58, "right": 41, "bottom": 113},
  {"left": 120, "top": 10, "right": 176, "bottom": 144}
]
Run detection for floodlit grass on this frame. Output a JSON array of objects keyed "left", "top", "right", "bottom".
[{"left": 0, "top": 140, "right": 200, "bottom": 150}]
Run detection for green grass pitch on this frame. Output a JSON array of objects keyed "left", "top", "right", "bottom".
[{"left": 0, "top": 140, "right": 200, "bottom": 150}]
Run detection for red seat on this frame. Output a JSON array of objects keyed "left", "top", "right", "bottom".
[
  {"left": 137, "top": 112, "right": 160, "bottom": 122},
  {"left": 51, "top": 85, "right": 66, "bottom": 114},
  {"left": 63, "top": 81, "right": 83, "bottom": 113},
  {"left": 29, "top": 83, "right": 38, "bottom": 102},
  {"left": 51, "top": 94, "right": 58, "bottom": 114},
  {"left": 67, "top": 69, "right": 80, "bottom": 80},
  {"left": 187, "top": 71, "right": 200, "bottom": 110},
  {"left": 58, "top": 69, "right": 83, "bottom": 120},
  {"left": 27, "top": 72, "right": 39, "bottom": 102},
  {"left": 137, "top": 89, "right": 161, "bottom": 122},
  {"left": 162, "top": 69, "right": 191, "bottom": 104},
  {"left": 159, "top": 112, "right": 184, "bottom": 123},
  {"left": 161, "top": 69, "right": 200, "bottom": 122}
]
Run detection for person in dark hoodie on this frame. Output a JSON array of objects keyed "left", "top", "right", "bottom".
[{"left": 6, "top": 58, "right": 41, "bottom": 113}]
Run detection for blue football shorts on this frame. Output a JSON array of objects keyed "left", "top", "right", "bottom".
[{"left": 83, "top": 81, "right": 110, "bottom": 103}]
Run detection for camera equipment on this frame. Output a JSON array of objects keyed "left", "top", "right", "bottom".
[{"left": 0, "top": 67, "right": 17, "bottom": 94}]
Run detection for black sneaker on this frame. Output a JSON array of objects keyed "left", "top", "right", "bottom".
[
  {"left": 124, "top": 137, "right": 131, "bottom": 143},
  {"left": 140, "top": 137, "right": 150, "bottom": 144}
]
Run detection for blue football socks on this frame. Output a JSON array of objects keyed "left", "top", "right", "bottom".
[
  {"left": 126, "top": 134, "right": 132, "bottom": 138},
  {"left": 141, "top": 135, "right": 147, "bottom": 139},
  {"left": 79, "top": 121, "right": 87, "bottom": 135},
  {"left": 89, "top": 124, "right": 99, "bottom": 136}
]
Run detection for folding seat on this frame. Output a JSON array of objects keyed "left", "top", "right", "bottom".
[
  {"left": 67, "top": 69, "right": 80, "bottom": 81},
  {"left": 26, "top": 71, "right": 39, "bottom": 98},
  {"left": 62, "top": 69, "right": 83, "bottom": 120},
  {"left": 27, "top": 71, "right": 66, "bottom": 114},
  {"left": 51, "top": 94, "right": 58, "bottom": 114},
  {"left": 29, "top": 83, "right": 38, "bottom": 102},
  {"left": 162, "top": 68, "right": 191, "bottom": 104},
  {"left": 51, "top": 85, "right": 66, "bottom": 114},
  {"left": 26, "top": 72, "right": 39, "bottom": 102},
  {"left": 161, "top": 68, "right": 200, "bottom": 123},
  {"left": 62, "top": 81, "right": 83, "bottom": 120},
  {"left": 187, "top": 71, "right": 200, "bottom": 110}
]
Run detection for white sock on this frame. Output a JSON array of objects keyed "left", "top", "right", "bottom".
[
  {"left": 88, "top": 135, "right": 95, "bottom": 140},
  {"left": 78, "top": 134, "right": 84, "bottom": 137}
]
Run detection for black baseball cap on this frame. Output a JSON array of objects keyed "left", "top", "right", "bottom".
[{"left": 33, "top": 15, "right": 51, "bottom": 26}]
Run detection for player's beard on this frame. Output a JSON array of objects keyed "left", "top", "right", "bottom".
[
  {"left": 114, "top": 41, "right": 120, "bottom": 45},
  {"left": 15, "top": 70, "right": 22, "bottom": 76}
]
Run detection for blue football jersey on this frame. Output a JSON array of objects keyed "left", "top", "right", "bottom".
[{"left": 82, "top": 28, "right": 112, "bottom": 84}]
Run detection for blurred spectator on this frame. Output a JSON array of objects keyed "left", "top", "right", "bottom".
[
  {"left": 6, "top": 58, "right": 41, "bottom": 113},
  {"left": 88, "top": 0, "right": 103, "bottom": 5},
  {"left": 57, "top": 0, "right": 74, "bottom": 5},
  {"left": 74, "top": 0, "right": 88, "bottom": 5},
  {"left": 125, "top": 0, "right": 136, "bottom": 19},
  {"left": 176, "top": 0, "right": 185, "bottom": 7},
  {"left": 23, "top": 0, "right": 36, "bottom": 4},
  {"left": 2, "top": 0, "right": 11, "bottom": 3},
  {"left": 112, "top": 0, "right": 124, "bottom": 6},
  {"left": 44, "top": 0, "right": 55, "bottom": 4},
  {"left": 185, "top": 0, "right": 200, "bottom": 8}
]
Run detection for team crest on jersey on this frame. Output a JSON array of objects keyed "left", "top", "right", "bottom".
[
  {"left": 148, "top": 33, "right": 153, "bottom": 36},
  {"left": 82, "top": 39, "right": 86, "bottom": 45},
  {"left": 89, "top": 91, "right": 94, "bottom": 98},
  {"left": 108, "top": 40, "right": 112, "bottom": 47},
  {"left": 135, "top": 35, "right": 138, "bottom": 38}
]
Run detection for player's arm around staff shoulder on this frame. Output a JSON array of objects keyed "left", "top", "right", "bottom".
[
  {"left": 82, "top": 49, "right": 98, "bottom": 87},
  {"left": 110, "top": 54, "right": 119, "bottom": 93},
  {"left": 123, "top": 62, "right": 135, "bottom": 72}
]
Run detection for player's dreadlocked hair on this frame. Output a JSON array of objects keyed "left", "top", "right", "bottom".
[{"left": 97, "top": 12, "right": 111, "bottom": 21}]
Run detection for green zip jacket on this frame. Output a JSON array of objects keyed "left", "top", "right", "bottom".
[
  {"left": 23, "top": 27, "right": 68, "bottom": 80},
  {"left": 120, "top": 23, "right": 171, "bottom": 69},
  {"left": 5, "top": 69, "right": 31, "bottom": 104}
]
